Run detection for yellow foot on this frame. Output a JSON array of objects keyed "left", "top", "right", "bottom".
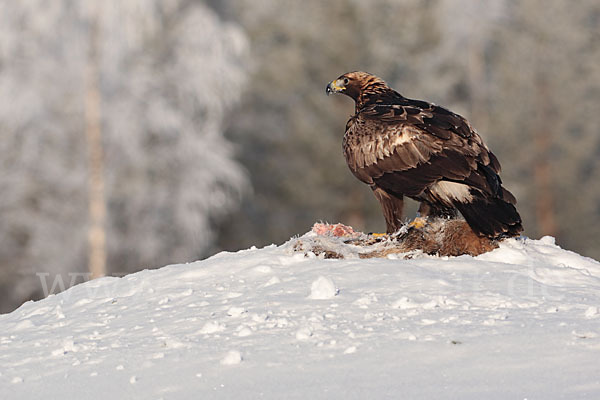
[
  {"left": 370, "top": 232, "right": 387, "bottom": 238},
  {"left": 409, "top": 216, "right": 428, "bottom": 229}
]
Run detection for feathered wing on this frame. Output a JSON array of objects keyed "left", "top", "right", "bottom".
[{"left": 343, "top": 99, "right": 522, "bottom": 237}]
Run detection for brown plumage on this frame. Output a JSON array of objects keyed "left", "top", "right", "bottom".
[{"left": 326, "top": 71, "right": 523, "bottom": 238}]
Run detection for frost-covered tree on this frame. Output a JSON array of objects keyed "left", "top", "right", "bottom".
[
  {"left": 98, "top": 1, "right": 248, "bottom": 271},
  {"left": 0, "top": 0, "right": 248, "bottom": 312}
]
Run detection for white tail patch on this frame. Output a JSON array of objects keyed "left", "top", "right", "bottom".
[{"left": 430, "top": 181, "right": 473, "bottom": 204}]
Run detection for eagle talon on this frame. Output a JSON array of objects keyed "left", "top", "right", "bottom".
[
  {"left": 408, "top": 217, "right": 428, "bottom": 230},
  {"left": 369, "top": 232, "right": 387, "bottom": 237},
  {"left": 367, "top": 232, "right": 388, "bottom": 243}
]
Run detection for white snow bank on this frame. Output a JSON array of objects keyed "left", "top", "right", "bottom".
[{"left": 1, "top": 235, "right": 599, "bottom": 399}]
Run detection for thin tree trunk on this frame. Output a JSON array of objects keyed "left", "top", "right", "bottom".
[
  {"left": 468, "top": 36, "right": 488, "bottom": 133},
  {"left": 533, "top": 77, "right": 558, "bottom": 238},
  {"left": 85, "top": 4, "right": 106, "bottom": 279}
]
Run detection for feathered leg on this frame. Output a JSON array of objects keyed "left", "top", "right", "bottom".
[{"left": 372, "top": 187, "right": 404, "bottom": 234}]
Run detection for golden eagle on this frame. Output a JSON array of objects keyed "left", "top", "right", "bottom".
[{"left": 326, "top": 71, "right": 522, "bottom": 238}]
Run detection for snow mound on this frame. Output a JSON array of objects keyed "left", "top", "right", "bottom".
[
  {"left": 1, "top": 233, "right": 599, "bottom": 399},
  {"left": 308, "top": 276, "right": 338, "bottom": 299},
  {"left": 220, "top": 350, "right": 243, "bottom": 365}
]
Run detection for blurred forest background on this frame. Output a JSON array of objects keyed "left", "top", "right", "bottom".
[{"left": 1, "top": 0, "right": 598, "bottom": 313}]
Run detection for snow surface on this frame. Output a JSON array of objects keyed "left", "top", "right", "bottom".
[{"left": 1, "top": 234, "right": 599, "bottom": 399}]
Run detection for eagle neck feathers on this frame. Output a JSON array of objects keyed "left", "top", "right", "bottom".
[{"left": 356, "top": 88, "right": 405, "bottom": 114}]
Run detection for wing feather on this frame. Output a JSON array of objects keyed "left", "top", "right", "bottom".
[{"left": 343, "top": 100, "right": 500, "bottom": 199}]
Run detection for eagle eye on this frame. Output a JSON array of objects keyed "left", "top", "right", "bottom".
[{"left": 343, "top": 78, "right": 349, "bottom": 85}]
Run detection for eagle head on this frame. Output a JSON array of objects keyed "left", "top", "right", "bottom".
[{"left": 326, "top": 71, "right": 389, "bottom": 104}]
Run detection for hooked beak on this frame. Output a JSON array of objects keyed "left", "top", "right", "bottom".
[{"left": 326, "top": 79, "right": 345, "bottom": 96}]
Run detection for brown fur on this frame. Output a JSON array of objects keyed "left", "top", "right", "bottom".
[{"left": 363, "top": 219, "right": 498, "bottom": 258}]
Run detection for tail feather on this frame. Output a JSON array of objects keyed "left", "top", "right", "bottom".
[{"left": 456, "top": 195, "right": 523, "bottom": 238}]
